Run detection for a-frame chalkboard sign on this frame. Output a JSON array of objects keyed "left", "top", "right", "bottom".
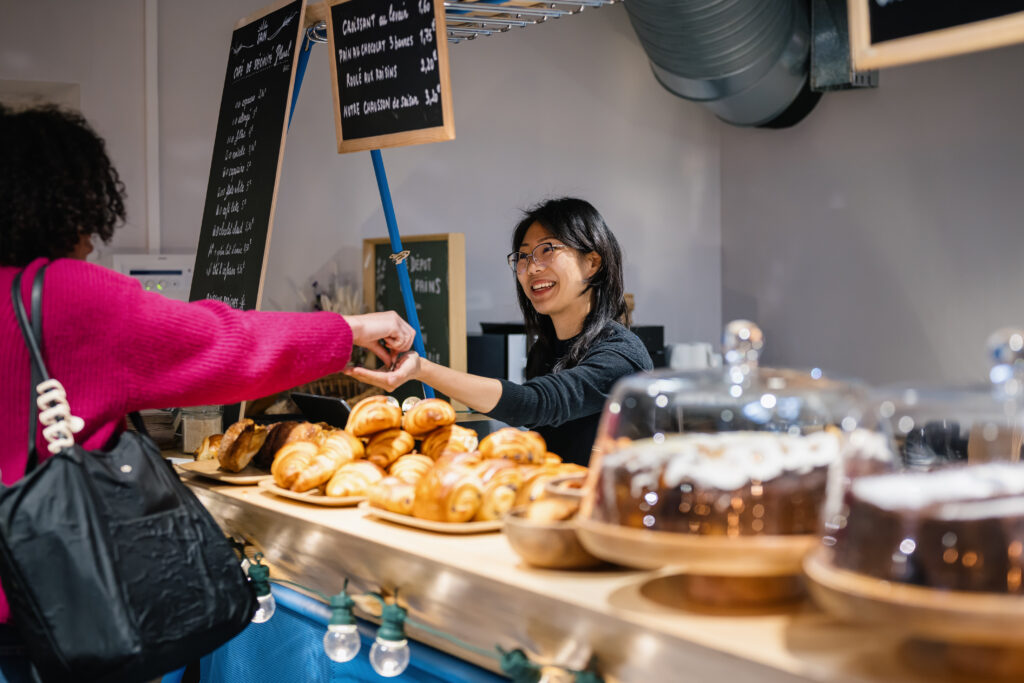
[{"left": 191, "top": 0, "right": 307, "bottom": 310}]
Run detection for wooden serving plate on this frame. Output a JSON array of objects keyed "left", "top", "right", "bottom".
[
  {"left": 257, "top": 479, "right": 364, "bottom": 507},
  {"left": 176, "top": 459, "right": 270, "bottom": 485},
  {"left": 358, "top": 501, "right": 501, "bottom": 534}
]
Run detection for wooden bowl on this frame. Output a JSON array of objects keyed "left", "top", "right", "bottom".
[
  {"left": 542, "top": 473, "right": 587, "bottom": 502},
  {"left": 503, "top": 508, "right": 604, "bottom": 570}
]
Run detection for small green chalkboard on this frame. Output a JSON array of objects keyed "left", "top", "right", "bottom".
[{"left": 363, "top": 233, "right": 465, "bottom": 402}]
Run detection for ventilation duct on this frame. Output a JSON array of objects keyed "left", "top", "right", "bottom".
[{"left": 625, "top": 0, "right": 821, "bottom": 128}]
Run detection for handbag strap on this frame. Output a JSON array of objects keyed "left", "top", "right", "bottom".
[{"left": 11, "top": 266, "right": 50, "bottom": 472}]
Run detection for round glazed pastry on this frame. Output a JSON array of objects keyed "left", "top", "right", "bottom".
[
  {"left": 479, "top": 428, "right": 547, "bottom": 465},
  {"left": 217, "top": 419, "right": 269, "bottom": 472},
  {"left": 345, "top": 396, "right": 402, "bottom": 436},
  {"left": 421, "top": 424, "right": 479, "bottom": 461},
  {"left": 402, "top": 398, "right": 457, "bottom": 436},
  {"left": 365, "top": 429, "right": 415, "bottom": 469},
  {"left": 389, "top": 454, "right": 434, "bottom": 484},
  {"left": 324, "top": 460, "right": 386, "bottom": 497}
]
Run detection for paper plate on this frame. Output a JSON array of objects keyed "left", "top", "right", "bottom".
[
  {"left": 358, "top": 501, "right": 501, "bottom": 534},
  {"left": 257, "top": 479, "right": 365, "bottom": 507},
  {"left": 175, "top": 458, "right": 270, "bottom": 485}
]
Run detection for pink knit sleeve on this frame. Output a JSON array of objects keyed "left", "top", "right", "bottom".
[{"left": 63, "top": 262, "right": 354, "bottom": 410}]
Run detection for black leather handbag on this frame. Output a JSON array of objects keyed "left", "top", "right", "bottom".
[{"left": 1, "top": 265, "right": 256, "bottom": 682}]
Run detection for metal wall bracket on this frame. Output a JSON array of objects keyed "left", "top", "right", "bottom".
[{"left": 810, "top": 0, "right": 878, "bottom": 91}]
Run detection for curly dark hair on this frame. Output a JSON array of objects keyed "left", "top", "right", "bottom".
[{"left": 0, "top": 104, "right": 126, "bottom": 266}]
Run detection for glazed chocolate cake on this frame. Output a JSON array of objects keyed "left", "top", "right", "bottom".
[
  {"left": 830, "top": 463, "right": 1024, "bottom": 594},
  {"left": 591, "top": 431, "right": 842, "bottom": 536}
]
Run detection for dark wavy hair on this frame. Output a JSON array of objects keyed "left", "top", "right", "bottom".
[
  {"left": 512, "top": 197, "right": 627, "bottom": 377},
  {"left": 0, "top": 104, "right": 125, "bottom": 266}
]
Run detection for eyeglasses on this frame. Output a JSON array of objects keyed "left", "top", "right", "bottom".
[{"left": 506, "top": 242, "right": 568, "bottom": 274}]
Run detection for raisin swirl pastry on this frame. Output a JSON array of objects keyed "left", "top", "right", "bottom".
[
  {"left": 325, "top": 460, "right": 386, "bottom": 498},
  {"left": 412, "top": 460, "right": 484, "bottom": 523},
  {"left": 421, "top": 424, "right": 479, "bottom": 461},
  {"left": 367, "top": 477, "right": 417, "bottom": 515},
  {"left": 479, "top": 428, "right": 546, "bottom": 465},
  {"left": 345, "top": 396, "right": 402, "bottom": 437},
  {"left": 217, "top": 419, "right": 269, "bottom": 472},
  {"left": 472, "top": 459, "right": 523, "bottom": 521},
  {"left": 365, "top": 429, "right": 415, "bottom": 469},
  {"left": 401, "top": 398, "right": 457, "bottom": 437}
]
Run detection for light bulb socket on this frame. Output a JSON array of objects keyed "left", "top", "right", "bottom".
[
  {"left": 377, "top": 602, "right": 407, "bottom": 642},
  {"left": 329, "top": 591, "right": 356, "bottom": 626},
  {"left": 247, "top": 561, "right": 271, "bottom": 597}
]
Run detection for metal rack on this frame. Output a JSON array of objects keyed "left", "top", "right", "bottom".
[{"left": 305, "top": 0, "right": 619, "bottom": 45}]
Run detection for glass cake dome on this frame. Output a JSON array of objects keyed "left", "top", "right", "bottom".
[
  {"left": 576, "top": 320, "right": 871, "bottom": 574},
  {"left": 805, "top": 328, "right": 1024, "bottom": 652}
]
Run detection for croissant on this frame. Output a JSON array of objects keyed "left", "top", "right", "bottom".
[
  {"left": 412, "top": 462, "right": 483, "bottom": 523},
  {"left": 542, "top": 452, "right": 562, "bottom": 466},
  {"left": 365, "top": 429, "right": 415, "bottom": 469},
  {"left": 290, "top": 431, "right": 362, "bottom": 493},
  {"left": 389, "top": 454, "right": 434, "bottom": 484},
  {"left": 478, "top": 428, "right": 546, "bottom": 465},
  {"left": 196, "top": 434, "right": 223, "bottom": 461},
  {"left": 324, "top": 460, "right": 386, "bottom": 497},
  {"left": 367, "top": 476, "right": 417, "bottom": 515},
  {"left": 421, "top": 424, "right": 478, "bottom": 461},
  {"left": 217, "top": 419, "right": 269, "bottom": 472},
  {"left": 252, "top": 421, "right": 323, "bottom": 471},
  {"left": 434, "top": 450, "right": 482, "bottom": 468},
  {"left": 472, "top": 459, "right": 523, "bottom": 521},
  {"left": 271, "top": 440, "right": 320, "bottom": 489},
  {"left": 345, "top": 396, "right": 402, "bottom": 436},
  {"left": 401, "top": 398, "right": 456, "bottom": 436}
]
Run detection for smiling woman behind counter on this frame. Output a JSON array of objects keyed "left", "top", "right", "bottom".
[{"left": 348, "top": 197, "right": 653, "bottom": 466}]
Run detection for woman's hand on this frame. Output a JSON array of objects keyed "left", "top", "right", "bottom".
[
  {"left": 343, "top": 311, "right": 415, "bottom": 366},
  {"left": 345, "top": 350, "right": 421, "bottom": 391}
]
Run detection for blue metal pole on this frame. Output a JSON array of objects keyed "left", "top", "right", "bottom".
[
  {"left": 287, "top": 33, "right": 314, "bottom": 130},
  {"left": 370, "top": 149, "right": 435, "bottom": 398}
]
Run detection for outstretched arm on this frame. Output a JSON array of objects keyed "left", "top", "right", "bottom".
[{"left": 345, "top": 353, "right": 504, "bottom": 413}]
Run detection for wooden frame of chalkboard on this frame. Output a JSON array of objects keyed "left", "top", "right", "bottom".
[
  {"left": 325, "top": 0, "right": 454, "bottom": 154},
  {"left": 363, "top": 233, "right": 466, "bottom": 380},
  {"left": 848, "top": 1, "right": 1024, "bottom": 70},
  {"left": 191, "top": 0, "right": 306, "bottom": 310}
]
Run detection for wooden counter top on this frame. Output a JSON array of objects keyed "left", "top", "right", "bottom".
[{"left": 182, "top": 472, "right": 982, "bottom": 683}]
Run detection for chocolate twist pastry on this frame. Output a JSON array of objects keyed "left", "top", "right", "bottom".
[
  {"left": 290, "top": 430, "right": 362, "bottom": 493},
  {"left": 472, "top": 459, "right": 523, "bottom": 521},
  {"left": 345, "top": 396, "right": 402, "bottom": 437},
  {"left": 324, "top": 460, "right": 386, "bottom": 497},
  {"left": 367, "top": 476, "right": 417, "bottom": 515},
  {"left": 388, "top": 454, "right": 434, "bottom": 484},
  {"left": 252, "top": 421, "right": 324, "bottom": 472},
  {"left": 365, "top": 428, "right": 415, "bottom": 469},
  {"left": 479, "top": 427, "right": 547, "bottom": 465},
  {"left": 271, "top": 440, "right": 320, "bottom": 489},
  {"left": 412, "top": 461, "right": 483, "bottom": 523},
  {"left": 217, "top": 419, "right": 269, "bottom": 472},
  {"left": 421, "top": 424, "right": 478, "bottom": 461},
  {"left": 401, "top": 398, "right": 457, "bottom": 437}
]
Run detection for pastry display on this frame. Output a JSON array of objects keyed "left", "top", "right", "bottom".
[
  {"left": 401, "top": 397, "right": 457, "bottom": 436},
  {"left": 479, "top": 428, "right": 546, "bottom": 465},
  {"left": 589, "top": 431, "right": 840, "bottom": 535},
  {"left": 196, "top": 434, "right": 222, "bottom": 462},
  {"left": 421, "top": 424, "right": 479, "bottom": 461},
  {"left": 217, "top": 419, "right": 269, "bottom": 472},
  {"left": 388, "top": 454, "right": 433, "bottom": 484},
  {"left": 365, "top": 428, "right": 415, "bottom": 469},
  {"left": 345, "top": 395, "right": 402, "bottom": 437},
  {"left": 367, "top": 477, "right": 417, "bottom": 515},
  {"left": 829, "top": 462, "right": 1024, "bottom": 594},
  {"left": 325, "top": 460, "right": 387, "bottom": 498}
]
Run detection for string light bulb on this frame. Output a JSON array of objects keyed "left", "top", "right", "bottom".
[
  {"left": 247, "top": 553, "right": 276, "bottom": 623},
  {"left": 368, "top": 592, "right": 410, "bottom": 677},
  {"left": 323, "top": 580, "right": 360, "bottom": 663}
]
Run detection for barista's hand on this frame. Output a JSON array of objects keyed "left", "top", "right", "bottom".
[
  {"left": 345, "top": 350, "right": 421, "bottom": 391},
  {"left": 343, "top": 311, "right": 415, "bottom": 366}
]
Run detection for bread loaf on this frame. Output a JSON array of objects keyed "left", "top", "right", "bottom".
[
  {"left": 217, "top": 419, "right": 269, "bottom": 472},
  {"left": 196, "top": 434, "right": 222, "bottom": 462}
]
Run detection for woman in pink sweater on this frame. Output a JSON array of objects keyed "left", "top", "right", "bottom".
[{"left": 0, "top": 105, "right": 413, "bottom": 671}]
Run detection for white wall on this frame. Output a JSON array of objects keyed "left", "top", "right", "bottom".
[
  {"left": 721, "top": 44, "right": 1024, "bottom": 384},
  {"left": 0, "top": 0, "right": 148, "bottom": 254},
  {"left": 157, "top": 1, "right": 722, "bottom": 344}
]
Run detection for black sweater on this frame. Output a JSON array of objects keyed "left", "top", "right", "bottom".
[{"left": 486, "top": 322, "right": 653, "bottom": 465}]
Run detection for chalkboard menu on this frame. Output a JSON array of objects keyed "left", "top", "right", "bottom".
[
  {"left": 190, "top": 0, "right": 306, "bottom": 308},
  {"left": 326, "top": 0, "right": 454, "bottom": 154},
  {"left": 363, "top": 234, "right": 466, "bottom": 400},
  {"left": 849, "top": 0, "right": 1024, "bottom": 69}
]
